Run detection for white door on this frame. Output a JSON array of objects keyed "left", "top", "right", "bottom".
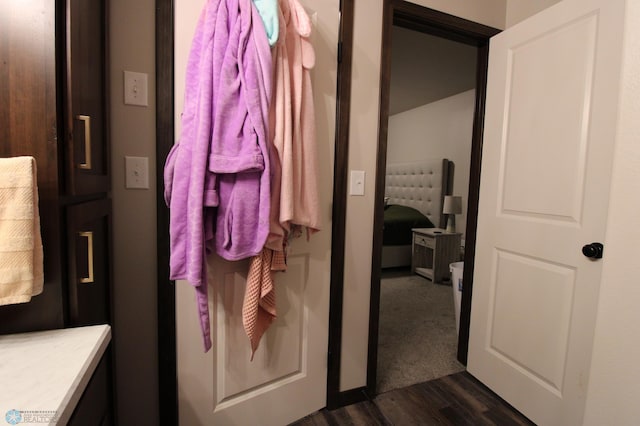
[
  {"left": 174, "top": 1, "right": 339, "bottom": 425},
  {"left": 468, "top": 0, "right": 625, "bottom": 424}
]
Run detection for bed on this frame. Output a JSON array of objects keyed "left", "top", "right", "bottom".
[{"left": 381, "top": 159, "right": 454, "bottom": 268}]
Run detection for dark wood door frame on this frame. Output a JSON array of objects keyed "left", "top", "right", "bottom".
[
  {"left": 364, "top": 1, "right": 500, "bottom": 397},
  {"left": 156, "top": 0, "right": 177, "bottom": 424},
  {"left": 326, "top": 0, "right": 359, "bottom": 410}
]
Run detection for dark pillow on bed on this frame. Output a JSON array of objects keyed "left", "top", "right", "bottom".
[
  {"left": 383, "top": 205, "right": 434, "bottom": 246},
  {"left": 384, "top": 204, "right": 434, "bottom": 226}
]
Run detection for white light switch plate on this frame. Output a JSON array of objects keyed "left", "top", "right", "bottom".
[
  {"left": 125, "top": 156, "right": 149, "bottom": 189},
  {"left": 350, "top": 170, "right": 365, "bottom": 196},
  {"left": 124, "top": 71, "right": 148, "bottom": 106}
]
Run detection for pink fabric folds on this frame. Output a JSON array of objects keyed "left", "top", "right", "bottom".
[
  {"left": 266, "top": 0, "right": 320, "bottom": 251},
  {"left": 243, "top": 248, "right": 277, "bottom": 359},
  {"left": 242, "top": 0, "right": 320, "bottom": 358}
]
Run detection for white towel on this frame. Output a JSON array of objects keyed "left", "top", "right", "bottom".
[{"left": 0, "top": 156, "right": 44, "bottom": 305}]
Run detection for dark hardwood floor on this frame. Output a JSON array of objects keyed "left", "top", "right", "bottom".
[{"left": 290, "top": 372, "right": 535, "bottom": 426}]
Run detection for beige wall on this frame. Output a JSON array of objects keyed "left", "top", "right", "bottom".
[
  {"left": 584, "top": 0, "right": 640, "bottom": 423},
  {"left": 506, "top": 0, "right": 562, "bottom": 27},
  {"left": 341, "top": 0, "right": 507, "bottom": 392},
  {"left": 109, "top": 0, "right": 159, "bottom": 424},
  {"left": 388, "top": 89, "right": 476, "bottom": 238}
]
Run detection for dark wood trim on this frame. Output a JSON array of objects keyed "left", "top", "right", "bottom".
[
  {"left": 365, "top": 0, "right": 500, "bottom": 396},
  {"left": 392, "top": 1, "right": 500, "bottom": 46},
  {"left": 457, "top": 41, "right": 491, "bottom": 365},
  {"left": 328, "top": 387, "right": 371, "bottom": 411},
  {"left": 327, "top": 0, "right": 356, "bottom": 410},
  {"left": 156, "top": 0, "right": 177, "bottom": 424},
  {"left": 64, "top": 0, "right": 75, "bottom": 195},
  {"left": 365, "top": 0, "right": 395, "bottom": 396}
]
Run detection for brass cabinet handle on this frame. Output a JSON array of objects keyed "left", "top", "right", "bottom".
[
  {"left": 79, "top": 231, "right": 94, "bottom": 284},
  {"left": 77, "top": 115, "right": 92, "bottom": 170}
]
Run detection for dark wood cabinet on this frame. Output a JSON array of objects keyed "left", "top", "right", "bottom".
[
  {"left": 0, "top": 0, "right": 66, "bottom": 333},
  {"left": 0, "top": 0, "right": 111, "bottom": 330},
  {"left": 69, "top": 349, "right": 113, "bottom": 426},
  {"left": 67, "top": 0, "right": 110, "bottom": 196},
  {"left": 67, "top": 198, "right": 112, "bottom": 326},
  {"left": 0, "top": 1, "right": 113, "bottom": 420}
]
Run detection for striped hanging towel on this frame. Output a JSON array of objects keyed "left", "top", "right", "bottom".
[{"left": 0, "top": 156, "right": 44, "bottom": 306}]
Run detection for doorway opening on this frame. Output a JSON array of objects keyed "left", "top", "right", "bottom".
[
  {"left": 365, "top": 1, "right": 499, "bottom": 396},
  {"left": 375, "top": 26, "right": 477, "bottom": 393}
]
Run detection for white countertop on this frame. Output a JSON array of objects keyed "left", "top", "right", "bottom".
[{"left": 0, "top": 325, "right": 111, "bottom": 425}]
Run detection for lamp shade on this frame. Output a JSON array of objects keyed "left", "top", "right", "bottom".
[{"left": 443, "top": 195, "right": 462, "bottom": 215}]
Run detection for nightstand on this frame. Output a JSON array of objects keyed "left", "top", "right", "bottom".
[{"left": 411, "top": 228, "right": 462, "bottom": 283}]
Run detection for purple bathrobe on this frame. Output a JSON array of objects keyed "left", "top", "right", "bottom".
[{"left": 164, "top": 0, "right": 272, "bottom": 351}]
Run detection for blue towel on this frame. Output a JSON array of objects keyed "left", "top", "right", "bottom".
[{"left": 253, "top": 0, "right": 279, "bottom": 46}]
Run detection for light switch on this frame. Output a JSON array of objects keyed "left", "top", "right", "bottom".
[
  {"left": 124, "top": 71, "right": 148, "bottom": 106},
  {"left": 125, "top": 156, "right": 149, "bottom": 189},
  {"left": 350, "top": 170, "right": 365, "bottom": 196}
]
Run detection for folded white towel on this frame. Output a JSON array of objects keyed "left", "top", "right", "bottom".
[{"left": 0, "top": 156, "right": 44, "bottom": 305}]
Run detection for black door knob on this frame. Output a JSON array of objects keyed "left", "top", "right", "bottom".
[{"left": 582, "top": 242, "right": 603, "bottom": 259}]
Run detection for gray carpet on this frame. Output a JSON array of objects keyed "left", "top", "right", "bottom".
[{"left": 376, "top": 268, "right": 464, "bottom": 394}]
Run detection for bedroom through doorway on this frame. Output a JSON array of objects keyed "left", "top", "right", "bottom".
[
  {"left": 376, "top": 25, "right": 477, "bottom": 394},
  {"left": 366, "top": 2, "right": 500, "bottom": 396}
]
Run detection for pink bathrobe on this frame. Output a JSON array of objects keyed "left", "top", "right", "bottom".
[
  {"left": 243, "top": 0, "right": 320, "bottom": 357},
  {"left": 267, "top": 0, "right": 320, "bottom": 249},
  {"left": 164, "top": 0, "right": 272, "bottom": 351}
]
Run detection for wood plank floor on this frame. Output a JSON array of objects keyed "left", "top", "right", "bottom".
[{"left": 290, "top": 372, "right": 535, "bottom": 426}]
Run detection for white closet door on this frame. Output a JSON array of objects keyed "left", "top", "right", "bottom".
[{"left": 174, "top": 1, "right": 339, "bottom": 424}]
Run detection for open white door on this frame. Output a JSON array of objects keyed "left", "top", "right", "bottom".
[
  {"left": 468, "top": 0, "right": 626, "bottom": 424},
  {"left": 174, "top": 1, "right": 339, "bottom": 425}
]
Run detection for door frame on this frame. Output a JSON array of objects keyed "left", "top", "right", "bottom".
[
  {"left": 326, "top": 0, "right": 360, "bottom": 410},
  {"left": 156, "top": 0, "right": 177, "bottom": 424},
  {"left": 363, "top": 0, "right": 500, "bottom": 396}
]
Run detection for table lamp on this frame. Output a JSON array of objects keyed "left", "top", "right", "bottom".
[{"left": 443, "top": 195, "right": 462, "bottom": 233}]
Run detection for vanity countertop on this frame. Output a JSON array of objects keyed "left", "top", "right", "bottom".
[{"left": 0, "top": 325, "right": 111, "bottom": 425}]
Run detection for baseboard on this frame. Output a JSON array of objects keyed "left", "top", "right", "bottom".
[{"left": 326, "top": 386, "right": 370, "bottom": 410}]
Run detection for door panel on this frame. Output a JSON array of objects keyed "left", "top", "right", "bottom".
[
  {"left": 468, "top": 0, "right": 625, "bottom": 424},
  {"left": 214, "top": 254, "right": 305, "bottom": 404},
  {"left": 501, "top": 14, "right": 596, "bottom": 222},
  {"left": 66, "top": 0, "right": 109, "bottom": 195},
  {"left": 0, "top": 0, "right": 65, "bottom": 335},
  {"left": 177, "top": 241, "right": 332, "bottom": 425},
  {"left": 66, "top": 198, "right": 112, "bottom": 326},
  {"left": 489, "top": 250, "right": 575, "bottom": 392}
]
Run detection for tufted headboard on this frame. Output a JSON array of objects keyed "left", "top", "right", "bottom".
[{"left": 384, "top": 159, "right": 454, "bottom": 228}]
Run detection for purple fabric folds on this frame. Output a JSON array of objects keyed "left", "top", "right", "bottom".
[{"left": 164, "top": 0, "right": 272, "bottom": 351}]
